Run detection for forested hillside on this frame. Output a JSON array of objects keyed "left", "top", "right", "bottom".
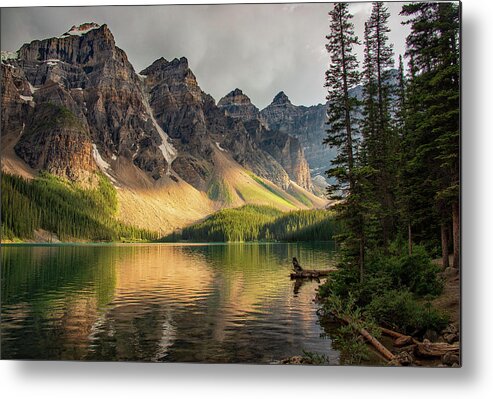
[
  {"left": 164, "top": 205, "right": 337, "bottom": 242},
  {"left": 1, "top": 172, "right": 157, "bottom": 242}
]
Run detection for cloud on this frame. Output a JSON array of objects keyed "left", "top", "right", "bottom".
[{"left": 1, "top": 2, "right": 409, "bottom": 109}]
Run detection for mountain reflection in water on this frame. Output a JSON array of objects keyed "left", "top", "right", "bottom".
[{"left": 1, "top": 242, "right": 339, "bottom": 364}]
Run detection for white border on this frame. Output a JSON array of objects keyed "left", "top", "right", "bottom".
[{"left": 1, "top": 0, "right": 492, "bottom": 398}]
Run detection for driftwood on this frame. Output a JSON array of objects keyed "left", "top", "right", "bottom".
[
  {"left": 290, "top": 257, "right": 333, "bottom": 278},
  {"left": 380, "top": 327, "right": 418, "bottom": 347},
  {"left": 358, "top": 326, "right": 396, "bottom": 362},
  {"left": 381, "top": 327, "right": 460, "bottom": 359},
  {"left": 333, "top": 315, "right": 397, "bottom": 363},
  {"left": 380, "top": 327, "right": 408, "bottom": 339},
  {"left": 414, "top": 342, "right": 459, "bottom": 358},
  {"left": 290, "top": 270, "right": 333, "bottom": 279},
  {"left": 292, "top": 257, "right": 303, "bottom": 273}
]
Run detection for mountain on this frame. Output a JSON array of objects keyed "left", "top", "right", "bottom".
[
  {"left": 218, "top": 88, "right": 312, "bottom": 191},
  {"left": 260, "top": 92, "right": 335, "bottom": 193},
  {"left": 1, "top": 23, "right": 327, "bottom": 238},
  {"left": 140, "top": 57, "right": 293, "bottom": 192}
]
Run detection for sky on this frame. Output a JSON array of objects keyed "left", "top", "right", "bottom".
[{"left": 1, "top": 2, "right": 410, "bottom": 109}]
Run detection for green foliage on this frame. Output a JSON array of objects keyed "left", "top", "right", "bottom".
[
  {"left": 318, "top": 1, "right": 459, "bottom": 362},
  {"left": 323, "top": 244, "right": 443, "bottom": 299},
  {"left": 301, "top": 350, "right": 330, "bottom": 365},
  {"left": 331, "top": 324, "right": 372, "bottom": 365},
  {"left": 366, "top": 290, "right": 448, "bottom": 334},
  {"left": 166, "top": 205, "right": 337, "bottom": 242},
  {"left": 1, "top": 172, "right": 157, "bottom": 242},
  {"left": 319, "top": 244, "right": 446, "bottom": 336},
  {"left": 321, "top": 293, "right": 381, "bottom": 364},
  {"left": 398, "top": 2, "right": 460, "bottom": 244}
]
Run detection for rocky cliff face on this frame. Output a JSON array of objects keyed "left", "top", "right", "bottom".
[
  {"left": 2, "top": 23, "right": 172, "bottom": 182},
  {"left": 15, "top": 102, "right": 97, "bottom": 182},
  {"left": 218, "top": 90, "right": 312, "bottom": 191},
  {"left": 260, "top": 92, "right": 335, "bottom": 186},
  {"left": 140, "top": 57, "right": 291, "bottom": 191},
  {"left": 1, "top": 63, "right": 32, "bottom": 140},
  {"left": 217, "top": 88, "right": 260, "bottom": 121},
  {"left": 1, "top": 22, "right": 324, "bottom": 205}
]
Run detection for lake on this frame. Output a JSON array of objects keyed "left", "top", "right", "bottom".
[{"left": 1, "top": 242, "right": 340, "bottom": 363}]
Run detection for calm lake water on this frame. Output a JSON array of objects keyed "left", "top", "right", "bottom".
[{"left": 1, "top": 242, "right": 340, "bottom": 363}]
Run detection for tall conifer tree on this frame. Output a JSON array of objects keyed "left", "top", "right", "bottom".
[
  {"left": 324, "top": 2, "right": 365, "bottom": 280},
  {"left": 360, "top": 1, "right": 397, "bottom": 247},
  {"left": 401, "top": 2, "right": 460, "bottom": 268}
]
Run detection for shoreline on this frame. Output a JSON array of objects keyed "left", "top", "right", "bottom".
[{"left": 1, "top": 240, "right": 335, "bottom": 246}]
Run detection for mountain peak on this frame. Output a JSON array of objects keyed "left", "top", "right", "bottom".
[
  {"left": 168, "top": 57, "right": 189, "bottom": 67},
  {"left": 140, "top": 57, "right": 168, "bottom": 74},
  {"left": 272, "top": 91, "right": 291, "bottom": 105},
  {"left": 62, "top": 22, "right": 101, "bottom": 37},
  {"left": 218, "top": 88, "right": 259, "bottom": 120},
  {"left": 218, "top": 88, "right": 253, "bottom": 106}
]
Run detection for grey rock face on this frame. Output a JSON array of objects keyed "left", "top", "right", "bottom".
[
  {"left": 261, "top": 92, "right": 334, "bottom": 184},
  {"left": 1, "top": 23, "right": 322, "bottom": 196},
  {"left": 3, "top": 23, "right": 169, "bottom": 181},
  {"left": 217, "top": 88, "right": 260, "bottom": 121},
  {"left": 218, "top": 90, "right": 313, "bottom": 191},
  {"left": 141, "top": 57, "right": 291, "bottom": 190}
]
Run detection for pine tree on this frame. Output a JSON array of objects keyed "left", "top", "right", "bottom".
[
  {"left": 360, "top": 1, "right": 398, "bottom": 248},
  {"left": 400, "top": 2, "right": 460, "bottom": 267},
  {"left": 395, "top": 54, "right": 407, "bottom": 136},
  {"left": 324, "top": 2, "right": 366, "bottom": 280}
]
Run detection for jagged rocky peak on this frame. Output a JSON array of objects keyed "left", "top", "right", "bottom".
[
  {"left": 141, "top": 56, "right": 198, "bottom": 89},
  {"left": 218, "top": 88, "right": 260, "bottom": 121},
  {"left": 17, "top": 22, "right": 118, "bottom": 67},
  {"left": 2, "top": 22, "right": 173, "bottom": 183},
  {"left": 62, "top": 22, "right": 101, "bottom": 37},
  {"left": 272, "top": 91, "right": 291, "bottom": 105},
  {"left": 219, "top": 88, "right": 253, "bottom": 106}
]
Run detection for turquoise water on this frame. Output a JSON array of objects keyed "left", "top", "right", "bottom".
[{"left": 1, "top": 242, "right": 340, "bottom": 363}]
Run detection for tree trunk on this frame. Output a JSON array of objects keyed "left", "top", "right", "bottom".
[
  {"left": 441, "top": 223, "right": 449, "bottom": 269},
  {"left": 408, "top": 222, "right": 413, "bottom": 256},
  {"left": 359, "top": 235, "right": 365, "bottom": 283},
  {"left": 359, "top": 327, "right": 395, "bottom": 362},
  {"left": 452, "top": 202, "right": 460, "bottom": 269}
]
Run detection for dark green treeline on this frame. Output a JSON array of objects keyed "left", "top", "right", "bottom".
[
  {"left": 163, "top": 205, "right": 337, "bottom": 242},
  {"left": 1, "top": 172, "right": 157, "bottom": 242}
]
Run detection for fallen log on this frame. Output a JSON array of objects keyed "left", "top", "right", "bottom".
[
  {"left": 414, "top": 341, "right": 459, "bottom": 358},
  {"left": 380, "top": 327, "right": 408, "bottom": 339},
  {"left": 380, "top": 327, "right": 417, "bottom": 347},
  {"left": 333, "top": 315, "right": 397, "bottom": 363},
  {"left": 394, "top": 335, "right": 415, "bottom": 348},
  {"left": 290, "top": 270, "right": 333, "bottom": 278},
  {"left": 358, "top": 326, "right": 396, "bottom": 362}
]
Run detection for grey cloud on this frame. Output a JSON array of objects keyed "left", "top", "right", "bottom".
[{"left": 1, "top": 2, "right": 409, "bottom": 109}]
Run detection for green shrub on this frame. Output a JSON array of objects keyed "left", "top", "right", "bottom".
[
  {"left": 318, "top": 244, "right": 447, "bottom": 339},
  {"left": 397, "top": 247, "right": 443, "bottom": 296},
  {"left": 364, "top": 245, "right": 443, "bottom": 297},
  {"left": 365, "top": 290, "right": 449, "bottom": 334}
]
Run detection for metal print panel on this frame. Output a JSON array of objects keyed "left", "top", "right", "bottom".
[{"left": 0, "top": 1, "right": 461, "bottom": 366}]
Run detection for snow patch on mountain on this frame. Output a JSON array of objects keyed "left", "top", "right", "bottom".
[
  {"left": 1, "top": 51, "right": 18, "bottom": 61},
  {"left": 142, "top": 97, "right": 177, "bottom": 172},
  {"left": 215, "top": 142, "right": 227, "bottom": 152},
  {"left": 92, "top": 144, "right": 117, "bottom": 183},
  {"left": 62, "top": 23, "right": 100, "bottom": 37}
]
